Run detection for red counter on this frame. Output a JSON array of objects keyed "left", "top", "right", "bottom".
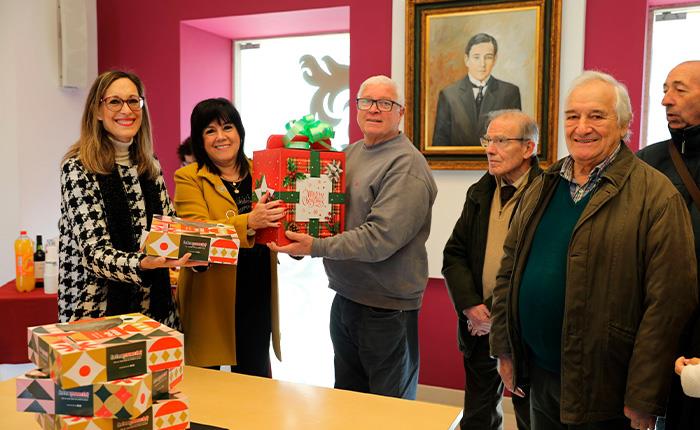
[{"left": 0, "top": 281, "right": 57, "bottom": 364}]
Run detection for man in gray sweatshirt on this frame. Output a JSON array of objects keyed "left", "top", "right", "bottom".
[{"left": 269, "top": 75, "right": 437, "bottom": 399}]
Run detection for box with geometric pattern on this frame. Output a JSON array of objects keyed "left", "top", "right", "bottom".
[
  {"left": 141, "top": 215, "right": 239, "bottom": 265},
  {"left": 22, "top": 313, "right": 189, "bottom": 429},
  {"left": 33, "top": 392, "right": 190, "bottom": 430},
  {"left": 16, "top": 370, "right": 153, "bottom": 418},
  {"left": 27, "top": 314, "right": 184, "bottom": 389}
]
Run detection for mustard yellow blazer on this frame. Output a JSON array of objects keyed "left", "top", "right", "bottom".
[{"left": 173, "top": 162, "right": 281, "bottom": 366}]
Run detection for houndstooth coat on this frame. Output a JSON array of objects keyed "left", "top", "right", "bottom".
[{"left": 58, "top": 157, "right": 178, "bottom": 327}]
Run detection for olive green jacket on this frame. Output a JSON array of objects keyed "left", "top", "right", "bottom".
[
  {"left": 174, "top": 162, "right": 281, "bottom": 367},
  {"left": 490, "top": 144, "right": 698, "bottom": 423}
]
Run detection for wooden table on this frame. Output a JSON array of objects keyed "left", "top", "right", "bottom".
[
  {"left": 1, "top": 366, "right": 461, "bottom": 429},
  {"left": 0, "top": 281, "right": 57, "bottom": 364}
]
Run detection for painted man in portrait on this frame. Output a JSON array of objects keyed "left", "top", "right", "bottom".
[{"left": 433, "top": 33, "right": 522, "bottom": 147}]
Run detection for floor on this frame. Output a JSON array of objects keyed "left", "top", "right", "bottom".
[{"left": 416, "top": 384, "right": 518, "bottom": 430}]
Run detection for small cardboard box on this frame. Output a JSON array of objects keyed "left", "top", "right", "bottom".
[
  {"left": 34, "top": 393, "right": 189, "bottom": 430},
  {"left": 252, "top": 134, "right": 345, "bottom": 245},
  {"left": 27, "top": 314, "right": 184, "bottom": 389},
  {"left": 141, "top": 215, "right": 239, "bottom": 265},
  {"left": 17, "top": 370, "right": 153, "bottom": 418}
]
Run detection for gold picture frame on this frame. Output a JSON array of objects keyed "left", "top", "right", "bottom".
[{"left": 405, "top": 0, "right": 561, "bottom": 169}]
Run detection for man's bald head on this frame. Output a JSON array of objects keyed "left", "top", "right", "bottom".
[{"left": 662, "top": 61, "right": 700, "bottom": 129}]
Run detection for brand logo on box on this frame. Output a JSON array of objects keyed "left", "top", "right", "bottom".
[
  {"left": 107, "top": 343, "right": 147, "bottom": 380},
  {"left": 179, "top": 235, "right": 211, "bottom": 262},
  {"left": 56, "top": 385, "right": 93, "bottom": 415}
]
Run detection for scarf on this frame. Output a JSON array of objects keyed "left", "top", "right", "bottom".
[{"left": 96, "top": 169, "right": 173, "bottom": 323}]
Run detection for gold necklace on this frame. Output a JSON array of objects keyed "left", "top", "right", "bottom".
[{"left": 222, "top": 176, "right": 243, "bottom": 194}]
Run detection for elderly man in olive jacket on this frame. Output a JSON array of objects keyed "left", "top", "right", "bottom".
[
  {"left": 443, "top": 110, "right": 541, "bottom": 430},
  {"left": 490, "top": 71, "right": 698, "bottom": 430}
]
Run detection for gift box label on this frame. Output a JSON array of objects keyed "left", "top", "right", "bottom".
[{"left": 295, "top": 175, "right": 333, "bottom": 221}]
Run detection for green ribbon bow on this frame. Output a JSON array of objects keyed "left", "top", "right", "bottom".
[{"left": 283, "top": 114, "right": 336, "bottom": 150}]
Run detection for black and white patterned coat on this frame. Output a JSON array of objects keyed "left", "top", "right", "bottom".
[{"left": 58, "top": 157, "right": 177, "bottom": 326}]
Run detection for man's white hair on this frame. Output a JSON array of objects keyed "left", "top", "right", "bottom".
[
  {"left": 357, "top": 75, "right": 405, "bottom": 106},
  {"left": 567, "top": 70, "right": 633, "bottom": 141},
  {"left": 487, "top": 109, "right": 539, "bottom": 154}
]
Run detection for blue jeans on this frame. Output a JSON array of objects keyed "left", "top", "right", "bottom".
[{"left": 329, "top": 294, "right": 419, "bottom": 399}]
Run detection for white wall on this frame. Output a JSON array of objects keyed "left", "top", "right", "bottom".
[
  {"left": 391, "top": 0, "right": 587, "bottom": 277},
  {"left": 0, "top": 0, "right": 97, "bottom": 284}
]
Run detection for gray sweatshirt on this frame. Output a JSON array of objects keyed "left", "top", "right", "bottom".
[{"left": 311, "top": 133, "right": 437, "bottom": 310}]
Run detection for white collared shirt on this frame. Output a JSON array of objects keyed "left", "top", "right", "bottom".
[{"left": 469, "top": 74, "right": 490, "bottom": 99}]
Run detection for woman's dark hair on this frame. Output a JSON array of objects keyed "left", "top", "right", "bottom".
[
  {"left": 177, "top": 137, "right": 193, "bottom": 163},
  {"left": 190, "top": 98, "right": 248, "bottom": 178}
]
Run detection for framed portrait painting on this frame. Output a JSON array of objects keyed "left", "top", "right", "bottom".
[{"left": 405, "top": 0, "right": 562, "bottom": 169}]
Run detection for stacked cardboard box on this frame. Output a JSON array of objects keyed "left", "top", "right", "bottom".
[{"left": 17, "top": 313, "right": 189, "bottom": 429}]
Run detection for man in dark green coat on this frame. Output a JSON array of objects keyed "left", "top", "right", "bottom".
[{"left": 443, "top": 110, "right": 542, "bottom": 430}]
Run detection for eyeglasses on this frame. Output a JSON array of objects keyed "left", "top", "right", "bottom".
[
  {"left": 356, "top": 98, "right": 402, "bottom": 112},
  {"left": 100, "top": 96, "right": 145, "bottom": 112},
  {"left": 479, "top": 136, "right": 528, "bottom": 148}
]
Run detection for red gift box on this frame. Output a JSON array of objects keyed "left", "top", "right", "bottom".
[{"left": 252, "top": 135, "right": 346, "bottom": 245}]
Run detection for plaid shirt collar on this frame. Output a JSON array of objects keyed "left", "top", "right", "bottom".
[{"left": 560, "top": 143, "right": 621, "bottom": 203}]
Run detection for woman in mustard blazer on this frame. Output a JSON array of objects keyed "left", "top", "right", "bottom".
[{"left": 174, "top": 98, "right": 284, "bottom": 376}]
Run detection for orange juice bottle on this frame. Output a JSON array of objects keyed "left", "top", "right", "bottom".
[{"left": 15, "top": 230, "right": 35, "bottom": 292}]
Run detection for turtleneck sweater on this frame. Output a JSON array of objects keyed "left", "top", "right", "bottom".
[{"left": 109, "top": 135, "right": 133, "bottom": 167}]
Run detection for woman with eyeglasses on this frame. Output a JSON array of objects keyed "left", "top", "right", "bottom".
[
  {"left": 59, "top": 70, "right": 203, "bottom": 327},
  {"left": 173, "top": 98, "right": 284, "bottom": 376}
]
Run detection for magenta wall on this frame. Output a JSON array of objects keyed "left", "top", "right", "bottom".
[
  {"left": 419, "top": 278, "right": 464, "bottom": 390},
  {"left": 584, "top": 0, "right": 649, "bottom": 151},
  {"left": 97, "top": 0, "right": 391, "bottom": 190},
  {"left": 179, "top": 24, "right": 232, "bottom": 144}
]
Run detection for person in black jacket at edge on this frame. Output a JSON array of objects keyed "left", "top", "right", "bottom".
[
  {"left": 443, "top": 109, "right": 542, "bottom": 430},
  {"left": 637, "top": 60, "right": 700, "bottom": 430}
]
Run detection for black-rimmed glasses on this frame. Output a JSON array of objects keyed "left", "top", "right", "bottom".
[
  {"left": 480, "top": 136, "right": 528, "bottom": 148},
  {"left": 356, "top": 98, "right": 402, "bottom": 112},
  {"left": 100, "top": 96, "right": 145, "bottom": 112}
]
